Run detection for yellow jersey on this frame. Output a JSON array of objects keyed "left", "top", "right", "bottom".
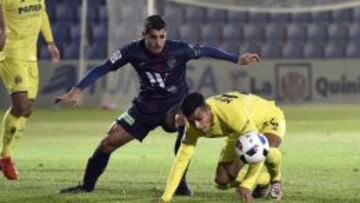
[
  {"left": 184, "top": 91, "right": 277, "bottom": 145},
  {"left": 0, "top": 0, "right": 54, "bottom": 61}
]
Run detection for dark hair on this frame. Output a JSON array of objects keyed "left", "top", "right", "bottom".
[
  {"left": 181, "top": 92, "right": 206, "bottom": 117},
  {"left": 143, "top": 15, "right": 166, "bottom": 34}
]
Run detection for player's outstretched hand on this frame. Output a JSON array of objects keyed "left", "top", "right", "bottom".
[
  {"left": 237, "top": 52, "right": 260, "bottom": 65},
  {"left": 235, "top": 186, "right": 254, "bottom": 203},
  {"left": 47, "top": 42, "right": 61, "bottom": 63},
  {"left": 55, "top": 87, "right": 82, "bottom": 106}
]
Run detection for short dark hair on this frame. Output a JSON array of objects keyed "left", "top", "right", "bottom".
[
  {"left": 181, "top": 92, "right": 206, "bottom": 117},
  {"left": 143, "top": 15, "right": 166, "bottom": 34}
]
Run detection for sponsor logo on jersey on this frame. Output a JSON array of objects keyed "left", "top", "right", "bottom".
[{"left": 18, "top": 4, "right": 42, "bottom": 14}]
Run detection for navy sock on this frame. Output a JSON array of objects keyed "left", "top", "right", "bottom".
[
  {"left": 174, "top": 126, "right": 189, "bottom": 185},
  {"left": 82, "top": 148, "right": 110, "bottom": 191},
  {"left": 174, "top": 126, "right": 185, "bottom": 154}
]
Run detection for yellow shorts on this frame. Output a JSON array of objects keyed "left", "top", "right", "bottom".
[
  {"left": 0, "top": 58, "right": 39, "bottom": 99},
  {"left": 219, "top": 108, "right": 286, "bottom": 163},
  {"left": 257, "top": 107, "right": 286, "bottom": 140}
]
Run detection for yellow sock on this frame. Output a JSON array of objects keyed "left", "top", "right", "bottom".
[
  {"left": 265, "top": 148, "right": 282, "bottom": 182},
  {"left": 1, "top": 109, "right": 27, "bottom": 158},
  {"left": 15, "top": 116, "right": 27, "bottom": 149}
]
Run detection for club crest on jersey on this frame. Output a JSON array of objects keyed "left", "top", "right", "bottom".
[
  {"left": 167, "top": 58, "right": 176, "bottom": 69},
  {"left": 14, "top": 75, "right": 23, "bottom": 85},
  {"left": 109, "top": 50, "right": 122, "bottom": 64}
]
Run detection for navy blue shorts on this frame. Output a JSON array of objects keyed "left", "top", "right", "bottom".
[{"left": 116, "top": 100, "right": 180, "bottom": 142}]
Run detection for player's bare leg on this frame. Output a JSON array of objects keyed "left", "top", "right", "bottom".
[
  {"left": 264, "top": 133, "right": 283, "bottom": 200},
  {"left": 59, "top": 123, "right": 135, "bottom": 193},
  {"left": 214, "top": 160, "right": 245, "bottom": 190},
  {"left": 0, "top": 92, "right": 32, "bottom": 180}
]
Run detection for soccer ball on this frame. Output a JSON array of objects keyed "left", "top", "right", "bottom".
[{"left": 235, "top": 132, "right": 269, "bottom": 164}]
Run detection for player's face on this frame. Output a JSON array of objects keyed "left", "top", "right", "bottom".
[
  {"left": 144, "top": 29, "right": 166, "bottom": 55},
  {"left": 187, "top": 106, "right": 212, "bottom": 133}
]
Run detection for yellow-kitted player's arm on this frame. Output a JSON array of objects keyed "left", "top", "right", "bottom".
[
  {"left": 40, "top": 8, "right": 60, "bottom": 62},
  {"left": 240, "top": 160, "right": 264, "bottom": 190},
  {"left": 40, "top": 9, "right": 53, "bottom": 43},
  {"left": 0, "top": 3, "right": 6, "bottom": 51},
  {"left": 235, "top": 161, "right": 264, "bottom": 203},
  {"left": 161, "top": 143, "right": 195, "bottom": 202},
  {"left": 161, "top": 129, "right": 199, "bottom": 202}
]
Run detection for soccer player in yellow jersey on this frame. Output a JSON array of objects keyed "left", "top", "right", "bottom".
[
  {"left": 161, "top": 92, "right": 286, "bottom": 202},
  {"left": 0, "top": 0, "right": 60, "bottom": 180}
]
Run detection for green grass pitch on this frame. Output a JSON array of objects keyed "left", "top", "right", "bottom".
[{"left": 0, "top": 104, "right": 359, "bottom": 203}]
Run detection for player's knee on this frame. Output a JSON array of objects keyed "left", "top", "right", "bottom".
[
  {"left": 100, "top": 138, "right": 117, "bottom": 153},
  {"left": 214, "top": 177, "right": 227, "bottom": 185},
  {"left": 214, "top": 173, "right": 231, "bottom": 187},
  {"left": 161, "top": 114, "right": 180, "bottom": 133},
  {"left": 214, "top": 176, "right": 230, "bottom": 190},
  {"left": 161, "top": 123, "right": 177, "bottom": 133},
  {"left": 99, "top": 132, "right": 123, "bottom": 153},
  {"left": 22, "top": 107, "right": 33, "bottom": 117},
  {"left": 100, "top": 124, "right": 133, "bottom": 153},
  {"left": 264, "top": 133, "right": 281, "bottom": 147},
  {"left": 215, "top": 163, "right": 233, "bottom": 186},
  {"left": 11, "top": 102, "right": 32, "bottom": 117}
]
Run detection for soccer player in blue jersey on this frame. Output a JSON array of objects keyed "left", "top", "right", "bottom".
[{"left": 56, "top": 15, "right": 260, "bottom": 194}]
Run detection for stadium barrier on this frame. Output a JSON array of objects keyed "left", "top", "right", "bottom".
[{"left": 1, "top": 59, "right": 360, "bottom": 108}]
